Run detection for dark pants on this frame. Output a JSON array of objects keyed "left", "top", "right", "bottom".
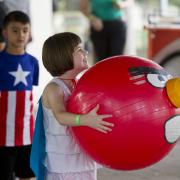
[
  {"left": 0, "top": 145, "right": 35, "bottom": 180},
  {"left": 90, "top": 19, "right": 127, "bottom": 62}
]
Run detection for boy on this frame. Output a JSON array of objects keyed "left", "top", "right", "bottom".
[
  {"left": 0, "top": 11, "right": 39, "bottom": 180},
  {"left": 0, "top": 0, "right": 30, "bottom": 51}
]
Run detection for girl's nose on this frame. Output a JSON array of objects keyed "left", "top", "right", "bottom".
[{"left": 166, "top": 78, "right": 180, "bottom": 108}]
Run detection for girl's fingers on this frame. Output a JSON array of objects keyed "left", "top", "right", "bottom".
[
  {"left": 101, "top": 121, "right": 114, "bottom": 127},
  {"left": 97, "top": 125, "right": 113, "bottom": 133},
  {"left": 102, "top": 126, "right": 112, "bottom": 132},
  {"left": 100, "top": 114, "right": 113, "bottom": 119},
  {"left": 89, "top": 104, "right": 99, "bottom": 114},
  {"left": 96, "top": 127, "right": 107, "bottom": 133},
  {"left": 94, "top": 104, "right": 99, "bottom": 112}
]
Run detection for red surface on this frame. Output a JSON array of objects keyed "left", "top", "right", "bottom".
[{"left": 146, "top": 27, "right": 180, "bottom": 59}]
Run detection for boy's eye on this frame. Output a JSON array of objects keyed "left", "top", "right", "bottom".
[
  {"left": 23, "top": 28, "right": 29, "bottom": 33},
  {"left": 12, "top": 29, "right": 18, "bottom": 32}
]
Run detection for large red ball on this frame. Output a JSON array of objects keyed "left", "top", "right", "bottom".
[{"left": 67, "top": 56, "right": 179, "bottom": 170}]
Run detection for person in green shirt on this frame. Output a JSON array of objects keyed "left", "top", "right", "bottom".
[{"left": 80, "top": 0, "right": 133, "bottom": 62}]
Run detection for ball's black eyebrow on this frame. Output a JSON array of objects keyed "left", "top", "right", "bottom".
[{"left": 128, "top": 67, "right": 170, "bottom": 76}]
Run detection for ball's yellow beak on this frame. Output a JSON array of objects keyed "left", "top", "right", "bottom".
[{"left": 166, "top": 78, "right": 180, "bottom": 108}]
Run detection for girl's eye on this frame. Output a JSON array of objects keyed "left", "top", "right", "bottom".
[
  {"left": 77, "top": 48, "right": 83, "bottom": 53},
  {"left": 147, "top": 73, "right": 173, "bottom": 88}
]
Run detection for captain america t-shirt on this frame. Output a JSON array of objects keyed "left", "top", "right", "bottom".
[{"left": 0, "top": 51, "right": 39, "bottom": 146}]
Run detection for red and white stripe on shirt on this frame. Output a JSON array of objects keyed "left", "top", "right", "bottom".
[{"left": 0, "top": 90, "right": 34, "bottom": 146}]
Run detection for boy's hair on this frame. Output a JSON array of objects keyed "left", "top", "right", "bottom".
[
  {"left": 3, "top": 10, "right": 30, "bottom": 28},
  {"left": 42, "top": 32, "right": 81, "bottom": 76}
]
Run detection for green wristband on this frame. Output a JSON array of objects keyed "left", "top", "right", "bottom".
[{"left": 75, "top": 115, "right": 81, "bottom": 126}]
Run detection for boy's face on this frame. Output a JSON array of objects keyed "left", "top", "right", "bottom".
[{"left": 3, "top": 21, "right": 31, "bottom": 49}]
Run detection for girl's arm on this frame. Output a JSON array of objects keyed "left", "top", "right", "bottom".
[{"left": 43, "top": 83, "right": 114, "bottom": 133}]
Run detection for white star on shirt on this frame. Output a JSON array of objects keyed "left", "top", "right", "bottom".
[{"left": 9, "top": 64, "right": 30, "bottom": 86}]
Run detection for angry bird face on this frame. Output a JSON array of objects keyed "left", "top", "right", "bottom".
[
  {"left": 128, "top": 66, "right": 180, "bottom": 144},
  {"left": 68, "top": 56, "right": 180, "bottom": 170},
  {"left": 129, "top": 66, "right": 172, "bottom": 88}
]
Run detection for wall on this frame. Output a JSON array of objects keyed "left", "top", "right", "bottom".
[{"left": 27, "top": 0, "right": 53, "bottom": 104}]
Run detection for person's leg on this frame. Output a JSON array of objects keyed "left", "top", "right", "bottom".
[
  {"left": 19, "top": 178, "right": 35, "bottom": 180},
  {"left": 15, "top": 145, "right": 35, "bottom": 180},
  {"left": 0, "top": 146, "right": 17, "bottom": 180},
  {"left": 108, "top": 19, "right": 127, "bottom": 57}
]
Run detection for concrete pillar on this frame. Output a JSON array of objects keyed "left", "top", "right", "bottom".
[
  {"left": 159, "top": 0, "right": 169, "bottom": 16},
  {"left": 28, "top": 0, "right": 53, "bottom": 104},
  {"left": 124, "top": 0, "right": 136, "bottom": 55}
]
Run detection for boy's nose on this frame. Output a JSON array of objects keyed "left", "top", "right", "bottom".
[{"left": 19, "top": 31, "right": 25, "bottom": 37}]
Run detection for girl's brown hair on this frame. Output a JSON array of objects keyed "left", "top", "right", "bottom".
[{"left": 42, "top": 32, "right": 81, "bottom": 76}]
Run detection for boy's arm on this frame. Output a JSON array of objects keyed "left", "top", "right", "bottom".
[{"left": 33, "top": 58, "right": 39, "bottom": 86}]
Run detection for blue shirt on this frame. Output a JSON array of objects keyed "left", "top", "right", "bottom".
[{"left": 0, "top": 51, "right": 39, "bottom": 91}]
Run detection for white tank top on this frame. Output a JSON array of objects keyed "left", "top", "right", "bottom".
[{"left": 42, "top": 78, "right": 96, "bottom": 173}]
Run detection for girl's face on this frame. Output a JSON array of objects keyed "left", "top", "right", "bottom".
[{"left": 73, "top": 44, "right": 89, "bottom": 72}]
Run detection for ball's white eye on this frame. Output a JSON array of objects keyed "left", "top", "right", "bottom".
[{"left": 147, "top": 73, "right": 172, "bottom": 88}]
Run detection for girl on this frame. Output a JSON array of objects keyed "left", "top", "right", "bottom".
[{"left": 33, "top": 32, "right": 114, "bottom": 180}]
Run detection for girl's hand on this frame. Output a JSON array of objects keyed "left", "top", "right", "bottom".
[{"left": 82, "top": 104, "right": 114, "bottom": 133}]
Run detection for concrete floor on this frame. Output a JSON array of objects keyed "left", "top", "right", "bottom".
[{"left": 98, "top": 141, "right": 180, "bottom": 180}]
